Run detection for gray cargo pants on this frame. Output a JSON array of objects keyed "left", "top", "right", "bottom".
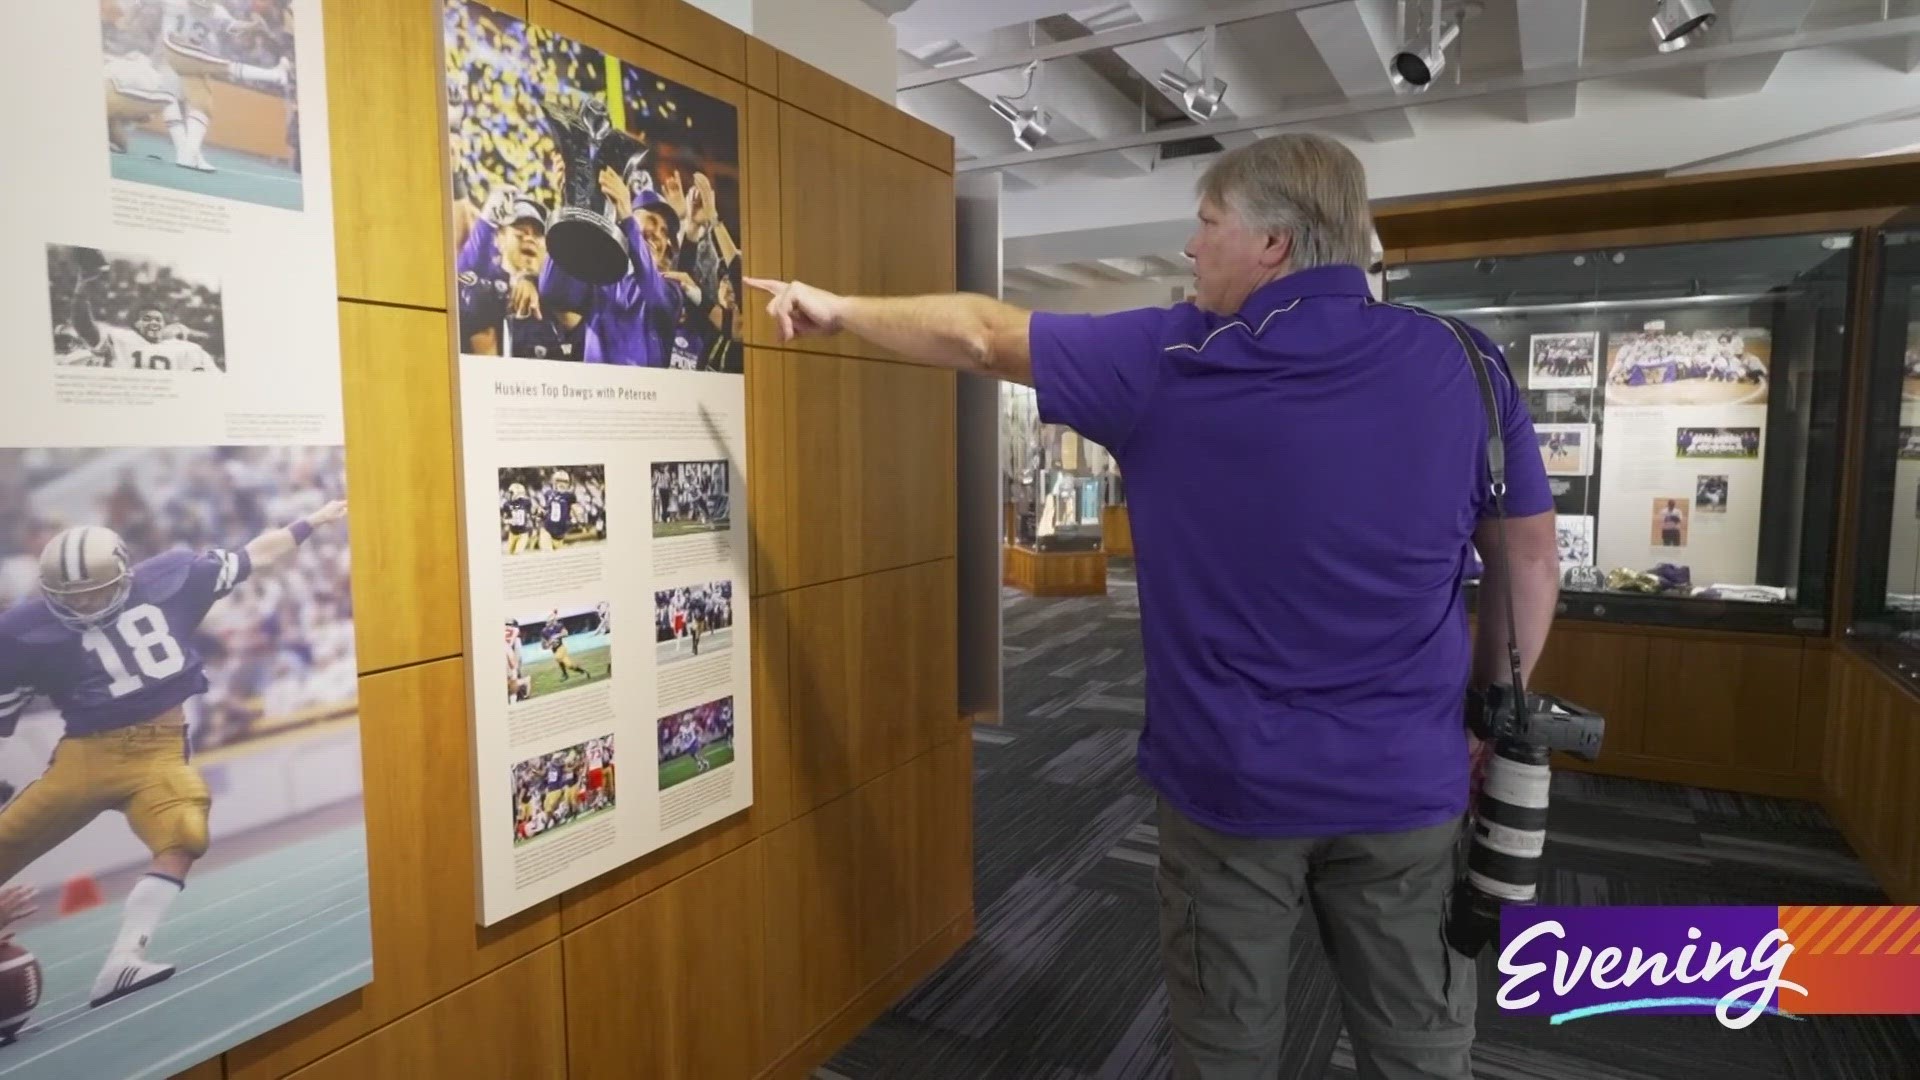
[{"left": 1154, "top": 799, "right": 1476, "bottom": 1079}]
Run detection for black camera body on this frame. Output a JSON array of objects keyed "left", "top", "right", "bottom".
[{"left": 1465, "top": 682, "right": 1605, "bottom": 762}]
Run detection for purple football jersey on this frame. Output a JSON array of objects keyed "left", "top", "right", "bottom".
[{"left": 0, "top": 548, "right": 252, "bottom": 736}]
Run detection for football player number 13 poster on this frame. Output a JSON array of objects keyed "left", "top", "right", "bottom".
[
  {"left": 441, "top": 1, "right": 755, "bottom": 926},
  {"left": 0, "top": 1, "right": 370, "bottom": 1078}
]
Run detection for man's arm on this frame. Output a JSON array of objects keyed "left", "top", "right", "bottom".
[
  {"left": 1470, "top": 510, "right": 1560, "bottom": 686},
  {"left": 746, "top": 278, "right": 1034, "bottom": 385}
]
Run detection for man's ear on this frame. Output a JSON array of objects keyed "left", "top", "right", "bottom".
[{"left": 1260, "top": 230, "right": 1294, "bottom": 270}]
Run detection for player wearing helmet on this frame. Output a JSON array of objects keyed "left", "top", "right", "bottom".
[
  {"left": 105, "top": 0, "right": 293, "bottom": 174},
  {"left": 504, "top": 622, "right": 531, "bottom": 703},
  {"left": 500, "top": 480, "right": 536, "bottom": 554},
  {"left": 0, "top": 500, "right": 346, "bottom": 1009},
  {"left": 541, "top": 610, "right": 590, "bottom": 682},
  {"left": 536, "top": 470, "right": 577, "bottom": 551}
]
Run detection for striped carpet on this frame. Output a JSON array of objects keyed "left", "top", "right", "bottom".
[{"left": 820, "top": 562, "right": 1920, "bottom": 1079}]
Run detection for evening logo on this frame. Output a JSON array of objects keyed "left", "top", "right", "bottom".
[{"left": 1498, "top": 906, "right": 1920, "bottom": 1028}]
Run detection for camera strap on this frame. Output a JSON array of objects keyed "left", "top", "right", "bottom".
[{"left": 1435, "top": 316, "right": 1529, "bottom": 714}]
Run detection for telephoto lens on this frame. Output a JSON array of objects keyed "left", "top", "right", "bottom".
[{"left": 1447, "top": 738, "right": 1552, "bottom": 957}]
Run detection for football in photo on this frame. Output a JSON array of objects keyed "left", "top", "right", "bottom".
[
  {"left": 505, "top": 602, "right": 612, "bottom": 704},
  {"left": 510, "top": 734, "right": 615, "bottom": 846},
  {"left": 101, "top": 0, "right": 304, "bottom": 210},
  {"left": 47, "top": 243, "right": 226, "bottom": 373},
  {"left": 499, "top": 464, "right": 606, "bottom": 554},
  {"left": 654, "top": 580, "right": 734, "bottom": 667},
  {"left": 657, "top": 696, "right": 735, "bottom": 791},
  {"left": 650, "top": 460, "right": 729, "bottom": 538},
  {"left": 0, "top": 445, "right": 365, "bottom": 1071}
]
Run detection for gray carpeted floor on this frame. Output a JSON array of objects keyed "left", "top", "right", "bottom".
[{"left": 820, "top": 562, "right": 1920, "bottom": 1079}]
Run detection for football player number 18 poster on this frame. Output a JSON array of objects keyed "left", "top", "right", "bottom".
[
  {"left": 441, "top": 2, "right": 755, "bottom": 925},
  {"left": 0, "top": 1, "right": 370, "bottom": 1078}
]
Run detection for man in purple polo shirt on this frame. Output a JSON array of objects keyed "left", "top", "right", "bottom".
[{"left": 749, "top": 133, "right": 1561, "bottom": 1079}]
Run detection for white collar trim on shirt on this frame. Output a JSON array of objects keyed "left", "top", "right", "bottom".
[{"left": 1163, "top": 298, "right": 1302, "bottom": 354}]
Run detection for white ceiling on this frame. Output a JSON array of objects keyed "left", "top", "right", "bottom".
[{"left": 870, "top": 0, "right": 1920, "bottom": 298}]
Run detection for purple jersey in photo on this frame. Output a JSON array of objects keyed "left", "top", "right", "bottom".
[
  {"left": 542, "top": 619, "right": 566, "bottom": 648},
  {"left": 541, "top": 489, "right": 577, "bottom": 538},
  {"left": 456, "top": 217, "right": 511, "bottom": 344},
  {"left": 0, "top": 548, "right": 252, "bottom": 737},
  {"left": 548, "top": 214, "right": 680, "bottom": 368},
  {"left": 503, "top": 495, "right": 535, "bottom": 535}
]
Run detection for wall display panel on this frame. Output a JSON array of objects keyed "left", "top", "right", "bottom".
[
  {"left": 441, "top": 0, "right": 754, "bottom": 926},
  {"left": 0, "top": 1, "right": 371, "bottom": 1075},
  {"left": 1387, "top": 232, "right": 1853, "bottom": 631}
]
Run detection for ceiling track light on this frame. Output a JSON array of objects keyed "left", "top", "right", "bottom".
[
  {"left": 1156, "top": 25, "right": 1229, "bottom": 122},
  {"left": 991, "top": 59, "right": 1050, "bottom": 151},
  {"left": 1389, "top": 1, "right": 1480, "bottom": 94},
  {"left": 1650, "top": 0, "right": 1717, "bottom": 52}
]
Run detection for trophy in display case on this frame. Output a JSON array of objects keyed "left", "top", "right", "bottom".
[{"left": 541, "top": 94, "right": 649, "bottom": 286}]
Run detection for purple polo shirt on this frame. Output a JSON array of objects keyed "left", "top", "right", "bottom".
[{"left": 1029, "top": 264, "right": 1552, "bottom": 838}]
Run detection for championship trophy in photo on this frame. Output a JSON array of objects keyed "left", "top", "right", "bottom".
[{"left": 541, "top": 94, "right": 648, "bottom": 285}]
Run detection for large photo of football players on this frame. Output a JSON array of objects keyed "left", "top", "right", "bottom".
[
  {"left": 653, "top": 580, "right": 732, "bottom": 667},
  {"left": 510, "top": 734, "right": 614, "bottom": 846},
  {"left": 443, "top": 0, "right": 745, "bottom": 372},
  {"left": 101, "top": 0, "right": 303, "bottom": 211},
  {"left": 657, "top": 696, "right": 732, "bottom": 792},
  {"left": 47, "top": 243, "right": 226, "bottom": 373},
  {"left": 498, "top": 464, "right": 606, "bottom": 554},
  {"left": 0, "top": 445, "right": 365, "bottom": 1072},
  {"left": 650, "top": 460, "right": 728, "bottom": 539},
  {"left": 504, "top": 602, "right": 611, "bottom": 705}
]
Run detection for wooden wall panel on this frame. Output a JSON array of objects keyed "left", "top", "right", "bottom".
[
  {"left": 1641, "top": 639, "right": 1802, "bottom": 771},
  {"left": 745, "top": 36, "right": 779, "bottom": 95},
  {"left": 285, "top": 946, "right": 566, "bottom": 1079},
  {"left": 787, "top": 575, "right": 861, "bottom": 811},
  {"left": 1795, "top": 646, "right": 1832, "bottom": 779},
  {"left": 778, "top": 108, "right": 874, "bottom": 360},
  {"left": 533, "top": 1, "right": 745, "bottom": 104},
  {"left": 1527, "top": 626, "right": 1650, "bottom": 758},
  {"left": 229, "top": 660, "right": 560, "bottom": 1078},
  {"left": 742, "top": 93, "right": 787, "bottom": 352},
  {"left": 750, "top": 593, "right": 795, "bottom": 836},
  {"left": 747, "top": 348, "right": 792, "bottom": 595},
  {"left": 860, "top": 362, "right": 957, "bottom": 573},
  {"left": 551, "top": 0, "right": 747, "bottom": 81},
  {"left": 324, "top": 0, "right": 451, "bottom": 308},
  {"left": 564, "top": 844, "right": 767, "bottom": 1080},
  {"left": 558, "top": 809, "right": 756, "bottom": 932},
  {"left": 761, "top": 793, "right": 863, "bottom": 1059},
  {"left": 1823, "top": 652, "right": 1920, "bottom": 903},
  {"left": 776, "top": 53, "right": 953, "bottom": 173},
  {"left": 171, "top": 1060, "right": 223, "bottom": 1080},
  {"left": 786, "top": 352, "right": 861, "bottom": 585},
  {"left": 341, "top": 303, "right": 462, "bottom": 672}
]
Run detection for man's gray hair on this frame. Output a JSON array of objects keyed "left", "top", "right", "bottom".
[{"left": 1197, "top": 134, "right": 1375, "bottom": 271}]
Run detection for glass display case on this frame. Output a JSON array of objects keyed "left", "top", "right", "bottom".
[
  {"left": 1849, "top": 221, "right": 1920, "bottom": 676},
  {"left": 1000, "top": 383, "right": 1120, "bottom": 553},
  {"left": 1386, "top": 230, "right": 1857, "bottom": 633}
]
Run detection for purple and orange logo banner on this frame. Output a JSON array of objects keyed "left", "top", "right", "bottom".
[{"left": 1498, "top": 906, "right": 1920, "bottom": 1028}]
